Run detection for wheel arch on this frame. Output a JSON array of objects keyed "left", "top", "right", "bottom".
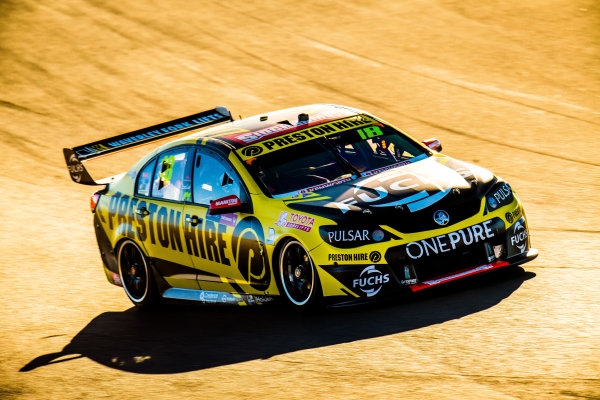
[
  {"left": 273, "top": 236, "right": 323, "bottom": 310},
  {"left": 115, "top": 237, "right": 167, "bottom": 297}
]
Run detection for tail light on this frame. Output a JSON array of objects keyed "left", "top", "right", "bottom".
[{"left": 90, "top": 192, "right": 101, "bottom": 213}]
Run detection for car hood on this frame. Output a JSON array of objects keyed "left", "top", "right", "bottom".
[{"left": 285, "top": 156, "right": 496, "bottom": 233}]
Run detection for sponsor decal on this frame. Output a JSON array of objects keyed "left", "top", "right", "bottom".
[
  {"left": 274, "top": 211, "right": 315, "bottom": 232},
  {"left": 327, "top": 253, "right": 369, "bottom": 262},
  {"left": 320, "top": 226, "right": 395, "bottom": 249},
  {"left": 326, "top": 229, "right": 370, "bottom": 243},
  {"left": 493, "top": 183, "right": 512, "bottom": 203},
  {"left": 360, "top": 159, "right": 416, "bottom": 178},
  {"left": 224, "top": 109, "right": 350, "bottom": 145},
  {"left": 74, "top": 111, "right": 227, "bottom": 158},
  {"left": 101, "top": 192, "right": 270, "bottom": 289},
  {"left": 241, "top": 145, "right": 263, "bottom": 157},
  {"left": 505, "top": 211, "right": 513, "bottom": 224},
  {"left": 206, "top": 213, "right": 238, "bottom": 227},
  {"left": 244, "top": 294, "right": 275, "bottom": 305},
  {"left": 401, "top": 279, "right": 418, "bottom": 285},
  {"left": 298, "top": 176, "right": 354, "bottom": 194},
  {"left": 66, "top": 153, "right": 85, "bottom": 182},
  {"left": 352, "top": 265, "right": 390, "bottom": 297},
  {"left": 331, "top": 159, "right": 453, "bottom": 213},
  {"left": 488, "top": 182, "right": 513, "bottom": 210},
  {"left": 510, "top": 220, "right": 528, "bottom": 253},
  {"left": 211, "top": 195, "right": 241, "bottom": 209},
  {"left": 220, "top": 292, "right": 239, "bottom": 303},
  {"left": 488, "top": 196, "right": 498, "bottom": 209},
  {"left": 505, "top": 207, "right": 521, "bottom": 224},
  {"left": 199, "top": 290, "right": 221, "bottom": 303},
  {"left": 196, "top": 291, "right": 242, "bottom": 304},
  {"left": 404, "top": 220, "right": 495, "bottom": 260},
  {"left": 237, "top": 115, "right": 376, "bottom": 160},
  {"left": 433, "top": 210, "right": 449, "bottom": 226},
  {"left": 252, "top": 295, "right": 274, "bottom": 304},
  {"left": 369, "top": 251, "right": 381, "bottom": 263},
  {"left": 107, "top": 116, "right": 223, "bottom": 148},
  {"left": 372, "top": 229, "right": 385, "bottom": 242}
]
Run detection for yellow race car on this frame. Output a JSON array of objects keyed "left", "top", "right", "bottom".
[{"left": 64, "top": 104, "right": 537, "bottom": 310}]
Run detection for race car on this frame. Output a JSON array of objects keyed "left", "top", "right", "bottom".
[{"left": 64, "top": 104, "right": 537, "bottom": 310}]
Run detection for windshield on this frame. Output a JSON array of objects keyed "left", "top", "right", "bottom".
[{"left": 240, "top": 117, "right": 429, "bottom": 197}]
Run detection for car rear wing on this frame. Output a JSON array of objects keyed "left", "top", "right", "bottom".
[{"left": 63, "top": 106, "right": 232, "bottom": 185}]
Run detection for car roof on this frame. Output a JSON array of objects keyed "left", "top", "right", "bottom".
[{"left": 173, "top": 104, "right": 367, "bottom": 151}]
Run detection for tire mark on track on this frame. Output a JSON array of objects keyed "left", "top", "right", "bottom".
[
  {"left": 274, "top": 359, "right": 600, "bottom": 381},
  {"left": 0, "top": 100, "right": 47, "bottom": 116},
  {"left": 0, "top": 128, "right": 52, "bottom": 164},
  {"left": 219, "top": 5, "right": 600, "bottom": 127},
  {"left": 537, "top": 228, "right": 600, "bottom": 234},
  {"left": 80, "top": 2, "right": 600, "bottom": 168},
  {"left": 405, "top": 117, "right": 600, "bottom": 167}
]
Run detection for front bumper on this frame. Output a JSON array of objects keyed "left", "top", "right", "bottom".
[{"left": 319, "top": 216, "right": 537, "bottom": 306}]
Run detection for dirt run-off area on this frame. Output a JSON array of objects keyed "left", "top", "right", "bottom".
[{"left": 0, "top": 1, "right": 599, "bottom": 399}]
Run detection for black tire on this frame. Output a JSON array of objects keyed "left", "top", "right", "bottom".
[
  {"left": 278, "top": 239, "right": 322, "bottom": 311},
  {"left": 118, "top": 240, "right": 159, "bottom": 308}
]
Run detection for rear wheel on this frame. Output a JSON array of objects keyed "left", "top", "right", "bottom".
[
  {"left": 278, "top": 240, "right": 321, "bottom": 311},
  {"left": 118, "top": 240, "right": 158, "bottom": 308}
]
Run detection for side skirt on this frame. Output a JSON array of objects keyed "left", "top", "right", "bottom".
[{"left": 162, "top": 287, "right": 275, "bottom": 306}]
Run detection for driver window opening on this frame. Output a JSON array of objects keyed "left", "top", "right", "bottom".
[{"left": 193, "top": 152, "right": 242, "bottom": 206}]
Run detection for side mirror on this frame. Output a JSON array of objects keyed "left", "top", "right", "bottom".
[
  {"left": 422, "top": 138, "right": 442, "bottom": 152},
  {"left": 209, "top": 195, "right": 248, "bottom": 215}
]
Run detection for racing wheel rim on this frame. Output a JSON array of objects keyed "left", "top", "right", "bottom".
[
  {"left": 279, "top": 240, "right": 315, "bottom": 306},
  {"left": 118, "top": 240, "right": 149, "bottom": 303}
]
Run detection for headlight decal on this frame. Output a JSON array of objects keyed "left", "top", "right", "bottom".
[{"left": 486, "top": 182, "right": 514, "bottom": 211}]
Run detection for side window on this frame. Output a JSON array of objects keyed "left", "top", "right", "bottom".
[
  {"left": 136, "top": 158, "right": 156, "bottom": 196},
  {"left": 193, "top": 151, "right": 243, "bottom": 206},
  {"left": 151, "top": 148, "right": 192, "bottom": 201}
]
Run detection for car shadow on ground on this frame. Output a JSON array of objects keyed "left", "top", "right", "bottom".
[{"left": 21, "top": 267, "right": 534, "bottom": 374}]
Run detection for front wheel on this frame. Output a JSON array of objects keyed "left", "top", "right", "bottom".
[
  {"left": 278, "top": 240, "right": 322, "bottom": 311},
  {"left": 118, "top": 240, "right": 159, "bottom": 309}
]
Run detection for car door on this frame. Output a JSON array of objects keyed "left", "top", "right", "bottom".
[
  {"left": 134, "top": 146, "right": 200, "bottom": 290},
  {"left": 184, "top": 147, "right": 270, "bottom": 294}
]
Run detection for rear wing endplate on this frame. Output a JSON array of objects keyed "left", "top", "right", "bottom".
[{"left": 63, "top": 106, "right": 232, "bottom": 185}]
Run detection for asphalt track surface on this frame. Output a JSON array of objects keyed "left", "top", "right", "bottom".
[{"left": 1, "top": 1, "right": 599, "bottom": 399}]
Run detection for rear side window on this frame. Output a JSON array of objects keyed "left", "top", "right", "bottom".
[
  {"left": 136, "top": 159, "right": 156, "bottom": 196},
  {"left": 151, "top": 148, "right": 193, "bottom": 201}
]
